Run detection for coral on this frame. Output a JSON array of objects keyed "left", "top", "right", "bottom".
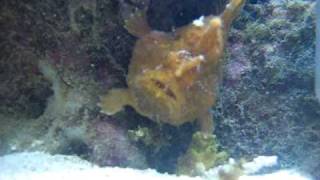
[
  {"left": 214, "top": 0, "right": 319, "bottom": 178},
  {"left": 176, "top": 132, "right": 228, "bottom": 176},
  {"left": 128, "top": 127, "right": 154, "bottom": 146},
  {"left": 38, "top": 60, "right": 70, "bottom": 115},
  {"left": 0, "top": 0, "right": 145, "bottom": 170},
  {"left": 128, "top": 126, "right": 169, "bottom": 151},
  {"left": 99, "top": 0, "right": 246, "bottom": 133}
]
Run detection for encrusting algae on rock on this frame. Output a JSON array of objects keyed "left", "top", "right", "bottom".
[{"left": 99, "top": 0, "right": 245, "bottom": 134}]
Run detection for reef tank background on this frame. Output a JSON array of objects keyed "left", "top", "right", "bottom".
[{"left": 0, "top": 0, "right": 318, "bottom": 179}]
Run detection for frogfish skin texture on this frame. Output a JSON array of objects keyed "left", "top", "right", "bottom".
[{"left": 99, "top": 0, "right": 245, "bottom": 133}]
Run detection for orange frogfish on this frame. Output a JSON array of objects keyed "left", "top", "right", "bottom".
[{"left": 99, "top": 0, "right": 245, "bottom": 133}]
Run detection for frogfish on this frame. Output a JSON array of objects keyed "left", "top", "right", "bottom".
[{"left": 99, "top": 0, "right": 245, "bottom": 133}]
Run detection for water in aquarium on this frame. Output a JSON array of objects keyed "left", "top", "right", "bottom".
[{"left": 0, "top": 0, "right": 318, "bottom": 179}]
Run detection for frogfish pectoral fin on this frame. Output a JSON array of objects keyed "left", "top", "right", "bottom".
[{"left": 98, "top": 88, "right": 134, "bottom": 115}]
